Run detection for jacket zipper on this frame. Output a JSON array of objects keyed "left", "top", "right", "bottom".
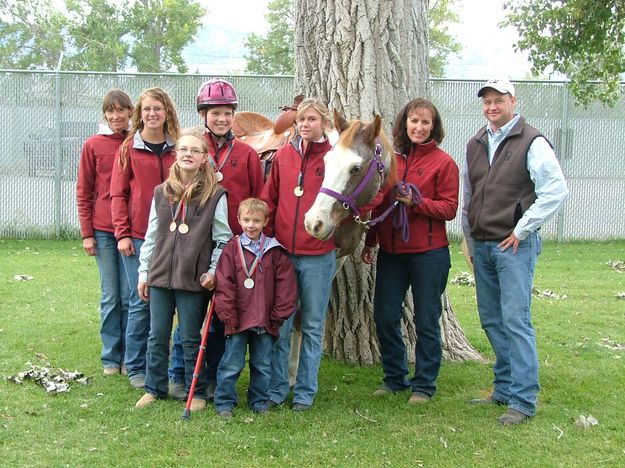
[{"left": 291, "top": 142, "right": 310, "bottom": 253}]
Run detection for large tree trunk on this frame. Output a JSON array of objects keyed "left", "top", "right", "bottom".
[{"left": 294, "top": 0, "right": 482, "bottom": 364}]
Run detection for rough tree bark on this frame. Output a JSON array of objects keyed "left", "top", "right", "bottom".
[{"left": 294, "top": 0, "right": 483, "bottom": 364}]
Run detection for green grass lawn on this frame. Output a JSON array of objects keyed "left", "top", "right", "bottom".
[{"left": 1, "top": 239, "right": 624, "bottom": 467}]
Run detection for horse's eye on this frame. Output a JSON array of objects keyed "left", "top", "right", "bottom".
[{"left": 350, "top": 165, "right": 362, "bottom": 174}]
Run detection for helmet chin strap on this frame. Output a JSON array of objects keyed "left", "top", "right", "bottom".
[{"left": 204, "top": 116, "right": 234, "bottom": 142}]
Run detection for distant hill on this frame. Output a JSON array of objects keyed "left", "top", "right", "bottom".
[{"left": 183, "top": 25, "right": 250, "bottom": 75}]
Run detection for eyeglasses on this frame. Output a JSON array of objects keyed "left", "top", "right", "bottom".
[
  {"left": 141, "top": 106, "right": 165, "bottom": 113},
  {"left": 176, "top": 147, "right": 205, "bottom": 156}
]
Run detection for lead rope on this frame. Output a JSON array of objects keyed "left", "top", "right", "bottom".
[{"left": 367, "top": 181, "right": 422, "bottom": 242}]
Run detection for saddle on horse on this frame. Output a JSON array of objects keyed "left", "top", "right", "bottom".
[{"left": 232, "top": 95, "right": 304, "bottom": 176}]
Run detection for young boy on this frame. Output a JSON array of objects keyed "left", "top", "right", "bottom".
[{"left": 213, "top": 198, "right": 298, "bottom": 420}]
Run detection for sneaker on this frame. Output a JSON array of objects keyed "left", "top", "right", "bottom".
[
  {"left": 292, "top": 402, "right": 310, "bottom": 412},
  {"left": 135, "top": 393, "right": 157, "bottom": 409},
  {"left": 497, "top": 408, "right": 530, "bottom": 426},
  {"left": 372, "top": 386, "right": 404, "bottom": 396},
  {"left": 168, "top": 381, "right": 187, "bottom": 401},
  {"left": 206, "top": 383, "right": 216, "bottom": 401},
  {"left": 103, "top": 367, "right": 120, "bottom": 376},
  {"left": 469, "top": 394, "right": 506, "bottom": 406},
  {"left": 408, "top": 392, "right": 431, "bottom": 405},
  {"left": 267, "top": 400, "right": 282, "bottom": 409},
  {"left": 129, "top": 375, "right": 145, "bottom": 389},
  {"left": 190, "top": 398, "right": 206, "bottom": 412},
  {"left": 218, "top": 410, "right": 233, "bottom": 421}
]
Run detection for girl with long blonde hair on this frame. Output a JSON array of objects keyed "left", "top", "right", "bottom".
[{"left": 135, "top": 129, "right": 232, "bottom": 411}]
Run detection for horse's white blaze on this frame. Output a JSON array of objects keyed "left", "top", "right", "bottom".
[{"left": 304, "top": 145, "right": 363, "bottom": 239}]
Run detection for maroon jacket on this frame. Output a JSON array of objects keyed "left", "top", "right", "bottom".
[
  {"left": 205, "top": 132, "right": 264, "bottom": 235},
  {"left": 366, "top": 140, "right": 459, "bottom": 254},
  {"left": 261, "top": 135, "right": 335, "bottom": 255},
  {"left": 76, "top": 127, "right": 126, "bottom": 238},
  {"left": 214, "top": 236, "right": 298, "bottom": 337},
  {"left": 110, "top": 132, "right": 175, "bottom": 241}
]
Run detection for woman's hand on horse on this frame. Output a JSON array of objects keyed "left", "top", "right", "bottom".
[
  {"left": 118, "top": 237, "right": 135, "bottom": 256},
  {"left": 82, "top": 237, "right": 96, "bottom": 256}
]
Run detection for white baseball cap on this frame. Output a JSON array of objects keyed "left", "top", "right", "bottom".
[{"left": 477, "top": 78, "right": 516, "bottom": 97}]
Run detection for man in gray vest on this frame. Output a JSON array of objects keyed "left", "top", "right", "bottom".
[{"left": 461, "top": 78, "right": 568, "bottom": 425}]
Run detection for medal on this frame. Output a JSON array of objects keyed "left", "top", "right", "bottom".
[
  {"left": 208, "top": 140, "right": 234, "bottom": 182},
  {"left": 237, "top": 235, "right": 266, "bottom": 291},
  {"left": 169, "top": 197, "right": 188, "bottom": 234},
  {"left": 294, "top": 186, "right": 304, "bottom": 197}
]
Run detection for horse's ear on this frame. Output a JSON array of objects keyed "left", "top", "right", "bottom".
[
  {"left": 333, "top": 109, "right": 349, "bottom": 133},
  {"left": 363, "top": 114, "right": 382, "bottom": 145}
]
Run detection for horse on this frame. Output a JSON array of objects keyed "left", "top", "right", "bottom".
[{"left": 304, "top": 110, "right": 397, "bottom": 257}]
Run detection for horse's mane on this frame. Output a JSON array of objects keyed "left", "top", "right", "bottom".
[{"left": 337, "top": 119, "right": 398, "bottom": 190}]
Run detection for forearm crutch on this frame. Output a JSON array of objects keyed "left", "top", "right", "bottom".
[{"left": 182, "top": 297, "right": 215, "bottom": 420}]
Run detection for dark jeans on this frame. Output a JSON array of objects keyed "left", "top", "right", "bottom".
[
  {"left": 373, "top": 247, "right": 451, "bottom": 397},
  {"left": 214, "top": 329, "right": 274, "bottom": 412},
  {"left": 169, "top": 313, "right": 225, "bottom": 385},
  {"left": 144, "top": 287, "right": 208, "bottom": 398}
]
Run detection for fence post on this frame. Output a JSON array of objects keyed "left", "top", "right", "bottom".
[
  {"left": 54, "top": 54, "right": 64, "bottom": 237},
  {"left": 556, "top": 84, "right": 570, "bottom": 243}
]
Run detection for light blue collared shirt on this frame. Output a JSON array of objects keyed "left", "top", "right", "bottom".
[{"left": 461, "top": 114, "right": 569, "bottom": 255}]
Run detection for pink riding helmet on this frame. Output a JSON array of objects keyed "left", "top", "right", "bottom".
[{"left": 197, "top": 79, "right": 239, "bottom": 111}]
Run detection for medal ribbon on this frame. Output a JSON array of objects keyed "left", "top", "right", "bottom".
[
  {"left": 208, "top": 138, "right": 235, "bottom": 173},
  {"left": 169, "top": 197, "right": 188, "bottom": 225},
  {"left": 237, "top": 234, "right": 266, "bottom": 281}
]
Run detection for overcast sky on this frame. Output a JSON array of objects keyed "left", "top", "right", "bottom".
[{"left": 195, "top": 0, "right": 532, "bottom": 79}]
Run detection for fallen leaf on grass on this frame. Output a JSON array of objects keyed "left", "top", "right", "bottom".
[
  {"left": 575, "top": 414, "right": 599, "bottom": 429},
  {"left": 6, "top": 361, "right": 89, "bottom": 394},
  {"left": 532, "top": 287, "right": 567, "bottom": 299},
  {"left": 243, "top": 417, "right": 254, "bottom": 424},
  {"left": 14, "top": 274, "right": 33, "bottom": 281},
  {"left": 451, "top": 272, "right": 475, "bottom": 286},
  {"left": 599, "top": 338, "right": 625, "bottom": 350},
  {"left": 606, "top": 260, "right": 625, "bottom": 272}
]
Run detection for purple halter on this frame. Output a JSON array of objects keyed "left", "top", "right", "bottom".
[{"left": 319, "top": 143, "right": 384, "bottom": 216}]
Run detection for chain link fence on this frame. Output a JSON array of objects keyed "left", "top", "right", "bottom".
[{"left": 1, "top": 71, "right": 624, "bottom": 240}]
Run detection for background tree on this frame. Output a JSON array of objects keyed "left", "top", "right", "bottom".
[
  {"left": 245, "top": 0, "right": 461, "bottom": 77},
  {"left": 245, "top": 0, "right": 295, "bottom": 75},
  {"left": 504, "top": 0, "right": 625, "bottom": 106},
  {"left": 125, "top": 0, "right": 204, "bottom": 73},
  {"left": 294, "top": 0, "right": 482, "bottom": 364},
  {"left": 0, "top": 0, "right": 67, "bottom": 69},
  {"left": 428, "top": 0, "right": 461, "bottom": 78},
  {"left": 0, "top": 0, "right": 204, "bottom": 72},
  {"left": 64, "top": 0, "right": 129, "bottom": 72}
]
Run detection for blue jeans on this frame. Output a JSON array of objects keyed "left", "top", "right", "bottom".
[
  {"left": 215, "top": 329, "right": 274, "bottom": 412},
  {"left": 473, "top": 232, "right": 542, "bottom": 416},
  {"left": 120, "top": 238, "right": 150, "bottom": 378},
  {"left": 144, "top": 287, "right": 208, "bottom": 398},
  {"left": 268, "top": 251, "right": 336, "bottom": 407},
  {"left": 373, "top": 248, "right": 451, "bottom": 397},
  {"left": 94, "top": 230, "right": 129, "bottom": 368},
  {"left": 169, "top": 312, "right": 225, "bottom": 385}
]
